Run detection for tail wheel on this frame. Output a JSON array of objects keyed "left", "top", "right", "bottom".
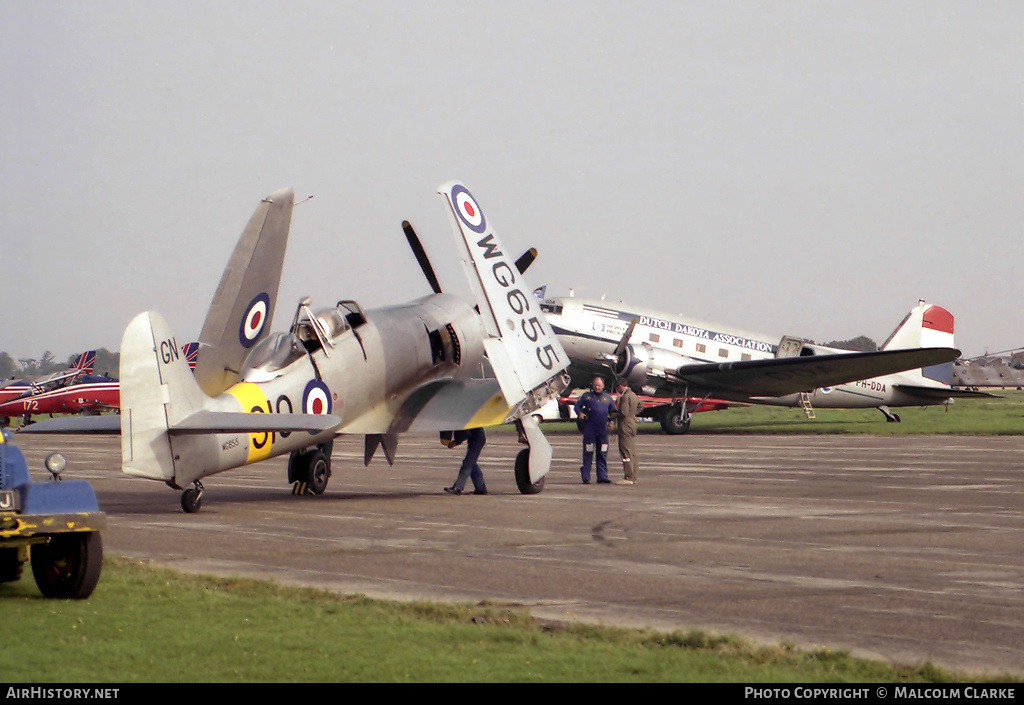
[
  {"left": 514, "top": 448, "right": 545, "bottom": 495},
  {"left": 30, "top": 532, "right": 103, "bottom": 599},
  {"left": 181, "top": 486, "right": 203, "bottom": 513}
]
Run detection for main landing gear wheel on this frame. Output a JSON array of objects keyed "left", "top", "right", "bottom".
[
  {"left": 660, "top": 407, "right": 691, "bottom": 434},
  {"left": 514, "top": 448, "right": 545, "bottom": 495},
  {"left": 30, "top": 531, "right": 103, "bottom": 600},
  {"left": 289, "top": 444, "right": 332, "bottom": 496},
  {"left": 181, "top": 482, "right": 204, "bottom": 513},
  {"left": 304, "top": 451, "right": 330, "bottom": 495}
]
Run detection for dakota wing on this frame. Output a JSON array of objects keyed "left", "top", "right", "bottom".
[{"left": 675, "top": 347, "right": 961, "bottom": 399}]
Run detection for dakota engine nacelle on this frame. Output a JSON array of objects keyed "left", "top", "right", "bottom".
[
  {"left": 613, "top": 343, "right": 691, "bottom": 390},
  {"left": 613, "top": 343, "right": 651, "bottom": 388}
]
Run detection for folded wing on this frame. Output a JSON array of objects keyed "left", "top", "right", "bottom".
[{"left": 193, "top": 189, "right": 294, "bottom": 397}]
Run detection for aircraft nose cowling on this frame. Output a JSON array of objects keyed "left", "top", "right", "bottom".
[{"left": 614, "top": 344, "right": 651, "bottom": 388}]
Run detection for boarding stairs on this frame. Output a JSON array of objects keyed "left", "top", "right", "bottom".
[{"left": 799, "top": 392, "right": 815, "bottom": 419}]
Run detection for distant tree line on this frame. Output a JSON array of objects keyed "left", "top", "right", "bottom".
[
  {"left": 823, "top": 336, "right": 878, "bottom": 352},
  {"left": 0, "top": 348, "right": 120, "bottom": 380}
]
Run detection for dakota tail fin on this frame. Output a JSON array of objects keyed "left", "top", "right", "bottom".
[
  {"left": 193, "top": 188, "right": 295, "bottom": 397},
  {"left": 880, "top": 301, "right": 956, "bottom": 385}
]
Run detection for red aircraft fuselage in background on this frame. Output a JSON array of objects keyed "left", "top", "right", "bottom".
[{"left": 0, "top": 374, "right": 120, "bottom": 426}]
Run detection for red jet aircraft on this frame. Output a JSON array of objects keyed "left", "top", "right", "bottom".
[{"left": 0, "top": 345, "right": 197, "bottom": 426}]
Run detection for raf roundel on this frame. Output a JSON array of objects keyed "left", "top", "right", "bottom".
[
  {"left": 239, "top": 293, "right": 271, "bottom": 348},
  {"left": 303, "top": 379, "right": 332, "bottom": 416},
  {"left": 451, "top": 184, "right": 487, "bottom": 234}
]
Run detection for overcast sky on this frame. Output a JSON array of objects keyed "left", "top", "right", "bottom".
[{"left": 2, "top": 1, "right": 1021, "bottom": 365}]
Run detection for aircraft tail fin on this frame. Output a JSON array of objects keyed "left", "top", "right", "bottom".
[
  {"left": 120, "top": 311, "right": 208, "bottom": 483},
  {"left": 880, "top": 301, "right": 956, "bottom": 385},
  {"left": 193, "top": 188, "right": 294, "bottom": 397},
  {"left": 182, "top": 342, "right": 200, "bottom": 371},
  {"left": 73, "top": 351, "right": 96, "bottom": 373}
]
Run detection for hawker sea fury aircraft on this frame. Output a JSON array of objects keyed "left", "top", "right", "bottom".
[
  {"left": 541, "top": 296, "right": 968, "bottom": 433},
  {"left": 24, "top": 183, "right": 570, "bottom": 512}
]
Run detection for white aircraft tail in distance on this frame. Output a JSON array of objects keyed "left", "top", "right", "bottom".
[
  {"left": 752, "top": 301, "right": 993, "bottom": 423},
  {"left": 541, "top": 295, "right": 974, "bottom": 432},
  {"left": 26, "top": 184, "right": 570, "bottom": 511}
]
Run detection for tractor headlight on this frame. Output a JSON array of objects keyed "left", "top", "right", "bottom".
[{"left": 44, "top": 453, "right": 67, "bottom": 479}]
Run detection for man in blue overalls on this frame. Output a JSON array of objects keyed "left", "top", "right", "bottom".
[{"left": 573, "top": 376, "right": 617, "bottom": 484}]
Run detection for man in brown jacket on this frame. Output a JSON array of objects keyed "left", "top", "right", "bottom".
[{"left": 614, "top": 378, "right": 640, "bottom": 484}]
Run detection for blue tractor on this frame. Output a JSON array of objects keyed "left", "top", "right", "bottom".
[{"left": 0, "top": 430, "right": 104, "bottom": 599}]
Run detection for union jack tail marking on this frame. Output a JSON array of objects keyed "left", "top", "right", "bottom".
[
  {"left": 182, "top": 342, "right": 200, "bottom": 371},
  {"left": 74, "top": 350, "right": 96, "bottom": 373}
]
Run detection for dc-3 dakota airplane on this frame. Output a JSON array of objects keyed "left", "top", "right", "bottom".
[
  {"left": 24, "top": 183, "right": 571, "bottom": 512},
  {"left": 540, "top": 296, "right": 971, "bottom": 433}
]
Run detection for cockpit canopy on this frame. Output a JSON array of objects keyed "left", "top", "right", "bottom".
[
  {"left": 294, "top": 307, "right": 350, "bottom": 350},
  {"left": 241, "top": 332, "right": 308, "bottom": 381},
  {"left": 241, "top": 301, "right": 364, "bottom": 381}
]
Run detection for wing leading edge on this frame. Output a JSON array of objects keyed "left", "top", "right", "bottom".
[{"left": 675, "top": 347, "right": 961, "bottom": 399}]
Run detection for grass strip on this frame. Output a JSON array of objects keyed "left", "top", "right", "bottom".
[{"left": 2, "top": 558, "right": 1017, "bottom": 683}]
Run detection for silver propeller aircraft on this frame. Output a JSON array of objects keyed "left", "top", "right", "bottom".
[
  {"left": 25, "top": 183, "right": 570, "bottom": 512},
  {"left": 540, "top": 295, "right": 968, "bottom": 433}
]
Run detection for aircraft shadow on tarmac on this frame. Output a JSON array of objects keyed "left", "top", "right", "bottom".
[{"left": 95, "top": 486, "right": 481, "bottom": 514}]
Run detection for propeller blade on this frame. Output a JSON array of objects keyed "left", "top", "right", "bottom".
[
  {"left": 514, "top": 248, "right": 538, "bottom": 274},
  {"left": 402, "top": 220, "right": 443, "bottom": 294},
  {"left": 613, "top": 319, "right": 637, "bottom": 358}
]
